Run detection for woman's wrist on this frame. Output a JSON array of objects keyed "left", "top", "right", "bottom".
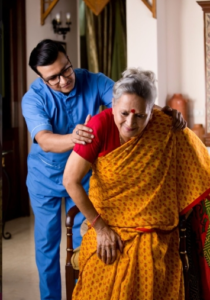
[
  {"left": 90, "top": 214, "right": 101, "bottom": 227},
  {"left": 92, "top": 217, "right": 107, "bottom": 232}
]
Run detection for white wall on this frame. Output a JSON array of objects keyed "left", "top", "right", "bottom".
[
  {"left": 156, "top": 0, "right": 167, "bottom": 107},
  {"left": 127, "top": 0, "right": 207, "bottom": 128},
  {"left": 127, "top": 0, "right": 167, "bottom": 106},
  {"left": 165, "top": 0, "right": 183, "bottom": 97},
  {"left": 26, "top": 0, "right": 78, "bottom": 89},
  {"left": 179, "top": 0, "right": 206, "bottom": 126},
  {"left": 126, "top": 0, "right": 158, "bottom": 76},
  {"left": 163, "top": 0, "right": 206, "bottom": 127}
]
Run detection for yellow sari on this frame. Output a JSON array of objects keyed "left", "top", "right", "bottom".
[{"left": 73, "top": 111, "right": 210, "bottom": 300}]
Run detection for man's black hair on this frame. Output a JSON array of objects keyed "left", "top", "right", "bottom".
[{"left": 29, "top": 39, "right": 67, "bottom": 75}]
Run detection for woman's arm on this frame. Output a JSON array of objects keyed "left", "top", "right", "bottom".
[
  {"left": 63, "top": 151, "right": 123, "bottom": 264},
  {"left": 35, "top": 115, "right": 94, "bottom": 153}
]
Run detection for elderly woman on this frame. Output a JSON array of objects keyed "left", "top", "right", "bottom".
[{"left": 63, "top": 68, "right": 210, "bottom": 300}]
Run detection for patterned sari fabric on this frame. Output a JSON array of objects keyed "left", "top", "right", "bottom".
[
  {"left": 189, "top": 198, "right": 210, "bottom": 299},
  {"left": 73, "top": 111, "right": 210, "bottom": 300},
  {"left": 186, "top": 199, "right": 210, "bottom": 300}
]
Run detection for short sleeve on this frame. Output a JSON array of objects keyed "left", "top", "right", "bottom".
[
  {"left": 97, "top": 73, "right": 114, "bottom": 108},
  {"left": 22, "top": 91, "right": 52, "bottom": 142},
  {"left": 73, "top": 116, "right": 103, "bottom": 164}
]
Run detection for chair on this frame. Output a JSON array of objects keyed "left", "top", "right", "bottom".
[
  {"left": 65, "top": 206, "right": 190, "bottom": 300},
  {"left": 179, "top": 216, "right": 190, "bottom": 300},
  {"left": 65, "top": 205, "right": 80, "bottom": 300}
]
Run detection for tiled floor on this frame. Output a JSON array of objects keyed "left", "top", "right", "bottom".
[{"left": 2, "top": 200, "right": 67, "bottom": 300}]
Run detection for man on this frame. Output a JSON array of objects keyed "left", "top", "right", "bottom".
[{"left": 22, "top": 39, "right": 186, "bottom": 300}]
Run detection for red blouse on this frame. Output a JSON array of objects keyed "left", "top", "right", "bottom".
[{"left": 73, "top": 108, "right": 121, "bottom": 163}]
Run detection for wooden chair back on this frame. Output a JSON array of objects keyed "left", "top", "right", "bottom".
[{"left": 65, "top": 205, "right": 80, "bottom": 300}]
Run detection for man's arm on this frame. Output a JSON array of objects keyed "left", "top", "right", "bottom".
[
  {"left": 22, "top": 89, "right": 96, "bottom": 153},
  {"left": 35, "top": 115, "right": 94, "bottom": 153},
  {"left": 35, "top": 131, "right": 75, "bottom": 153},
  {"left": 154, "top": 105, "right": 187, "bottom": 131}
]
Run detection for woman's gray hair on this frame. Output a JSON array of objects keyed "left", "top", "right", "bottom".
[{"left": 113, "top": 68, "right": 157, "bottom": 106}]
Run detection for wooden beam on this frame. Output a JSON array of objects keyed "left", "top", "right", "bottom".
[
  {"left": 141, "top": 0, "right": 152, "bottom": 12},
  {"left": 84, "top": 0, "right": 110, "bottom": 16},
  {"left": 141, "top": 0, "right": 156, "bottom": 19},
  {"left": 197, "top": 1, "right": 210, "bottom": 10},
  {"left": 197, "top": 1, "right": 210, "bottom": 145},
  {"left": 41, "top": 0, "right": 60, "bottom": 25},
  {"left": 152, "top": 0, "right": 156, "bottom": 18}
]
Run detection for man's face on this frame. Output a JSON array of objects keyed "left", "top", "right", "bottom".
[{"left": 37, "top": 52, "right": 76, "bottom": 94}]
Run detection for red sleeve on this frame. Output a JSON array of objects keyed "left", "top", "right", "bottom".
[{"left": 73, "top": 115, "right": 103, "bottom": 164}]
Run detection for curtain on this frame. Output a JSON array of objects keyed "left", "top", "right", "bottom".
[
  {"left": 110, "top": 0, "right": 127, "bottom": 81},
  {"left": 85, "top": 5, "right": 99, "bottom": 73},
  {"left": 81, "top": 0, "right": 127, "bottom": 82}
]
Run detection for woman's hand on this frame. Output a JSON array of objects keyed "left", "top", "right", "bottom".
[{"left": 95, "top": 225, "right": 123, "bottom": 265}]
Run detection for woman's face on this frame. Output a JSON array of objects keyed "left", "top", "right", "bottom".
[{"left": 112, "top": 93, "right": 153, "bottom": 143}]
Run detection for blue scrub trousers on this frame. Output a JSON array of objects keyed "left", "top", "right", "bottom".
[{"left": 29, "top": 191, "right": 85, "bottom": 300}]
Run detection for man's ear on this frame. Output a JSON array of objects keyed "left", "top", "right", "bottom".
[{"left": 38, "top": 75, "right": 47, "bottom": 85}]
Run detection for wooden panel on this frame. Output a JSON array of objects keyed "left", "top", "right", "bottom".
[
  {"left": 197, "top": 1, "right": 210, "bottom": 9},
  {"left": 141, "top": 0, "right": 156, "bottom": 18},
  {"left": 40, "top": 0, "right": 60, "bottom": 25},
  {"left": 197, "top": 1, "right": 210, "bottom": 146},
  {"left": 2, "top": 0, "right": 29, "bottom": 221},
  {"left": 84, "top": 0, "right": 110, "bottom": 16}
]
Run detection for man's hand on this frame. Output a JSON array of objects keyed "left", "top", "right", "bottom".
[
  {"left": 72, "top": 114, "right": 94, "bottom": 145},
  {"left": 161, "top": 106, "right": 187, "bottom": 131}
]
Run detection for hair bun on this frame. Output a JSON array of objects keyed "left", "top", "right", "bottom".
[{"left": 122, "top": 68, "right": 156, "bottom": 84}]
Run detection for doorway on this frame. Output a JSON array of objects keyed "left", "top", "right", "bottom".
[{"left": 2, "top": 0, "right": 29, "bottom": 228}]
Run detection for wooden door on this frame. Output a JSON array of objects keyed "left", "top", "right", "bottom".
[{"left": 2, "top": 0, "right": 29, "bottom": 223}]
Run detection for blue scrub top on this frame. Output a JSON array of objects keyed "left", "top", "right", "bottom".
[{"left": 22, "top": 68, "right": 114, "bottom": 197}]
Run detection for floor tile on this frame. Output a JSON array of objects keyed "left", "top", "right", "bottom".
[{"left": 3, "top": 201, "right": 67, "bottom": 300}]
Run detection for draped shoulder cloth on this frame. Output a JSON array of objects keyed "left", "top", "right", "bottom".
[{"left": 73, "top": 110, "right": 210, "bottom": 300}]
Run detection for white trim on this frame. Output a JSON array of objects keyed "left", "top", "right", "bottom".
[{"left": 31, "top": 123, "right": 52, "bottom": 137}]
